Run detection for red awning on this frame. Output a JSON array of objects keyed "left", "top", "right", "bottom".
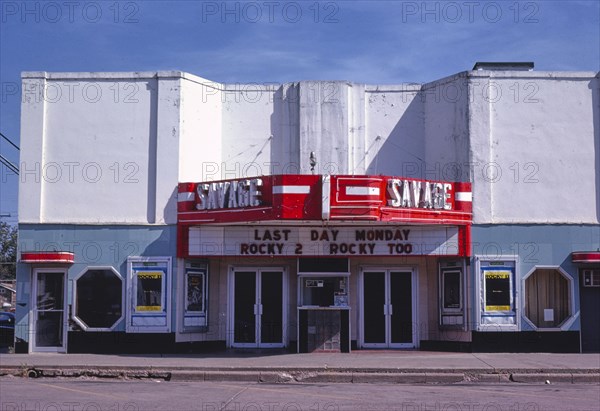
[
  {"left": 571, "top": 252, "right": 600, "bottom": 264},
  {"left": 20, "top": 251, "right": 75, "bottom": 264}
]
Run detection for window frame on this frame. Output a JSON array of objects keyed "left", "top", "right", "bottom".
[
  {"left": 522, "top": 265, "right": 577, "bottom": 331},
  {"left": 581, "top": 268, "right": 600, "bottom": 287},
  {"left": 72, "top": 266, "right": 124, "bottom": 332}
]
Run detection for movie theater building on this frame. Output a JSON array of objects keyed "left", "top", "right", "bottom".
[{"left": 14, "top": 66, "right": 599, "bottom": 353}]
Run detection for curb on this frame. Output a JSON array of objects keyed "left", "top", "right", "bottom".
[
  {"left": 2, "top": 367, "right": 599, "bottom": 384},
  {"left": 511, "top": 373, "right": 600, "bottom": 384}
]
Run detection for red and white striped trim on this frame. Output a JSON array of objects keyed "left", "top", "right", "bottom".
[
  {"left": 453, "top": 183, "right": 472, "bottom": 212},
  {"left": 273, "top": 185, "right": 311, "bottom": 194},
  {"left": 21, "top": 251, "right": 75, "bottom": 264},
  {"left": 322, "top": 175, "right": 331, "bottom": 220},
  {"left": 455, "top": 192, "right": 472, "bottom": 202},
  {"left": 178, "top": 192, "right": 195, "bottom": 202},
  {"left": 178, "top": 183, "right": 197, "bottom": 212},
  {"left": 346, "top": 186, "right": 380, "bottom": 196}
]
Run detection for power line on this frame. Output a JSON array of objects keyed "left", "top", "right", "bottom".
[
  {"left": 0, "top": 154, "right": 19, "bottom": 175},
  {"left": 0, "top": 132, "right": 19, "bottom": 151}
]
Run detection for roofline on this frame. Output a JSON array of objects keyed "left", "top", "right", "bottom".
[{"left": 21, "top": 70, "right": 600, "bottom": 87}]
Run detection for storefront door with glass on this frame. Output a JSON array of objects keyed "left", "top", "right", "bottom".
[
  {"left": 231, "top": 268, "right": 285, "bottom": 348},
  {"left": 32, "top": 269, "right": 67, "bottom": 352},
  {"left": 361, "top": 269, "right": 415, "bottom": 348}
]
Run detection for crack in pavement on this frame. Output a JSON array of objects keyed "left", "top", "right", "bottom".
[{"left": 471, "top": 354, "right": 496, "bottom": 371}]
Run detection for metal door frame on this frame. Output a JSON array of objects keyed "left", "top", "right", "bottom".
[
  {"left": 359, "top": 267, "right": 418, "bottom": 349},
  {"left": 31, "top": 268, "right": 68, "bottom": 353},
  {"left": 228, "top": 266, "right": 287, "bottom": 348}
]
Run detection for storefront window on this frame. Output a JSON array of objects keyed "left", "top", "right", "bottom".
[
  {"left": 582, "top": 269, "right": 600, "bottom": 287},
  {"left": 297, "top": 258, "right": 350, "bottom": 308},
  {"left": 524, "top": 267, "right": 572, "bottom": 329},
  {"left": 301, "top": 276, "right": 348, "bottom": 307},
  {"left": 73, "top": 267, "right": 123, "bottom": 331}
]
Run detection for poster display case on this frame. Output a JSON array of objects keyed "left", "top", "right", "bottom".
[
  {"left": 475, "top": 256, "right": 519, "bottom": 331},
  {"left": 126, "top": 257, "right": 171, "bottom": 333},
  {"left": 183, "top": 262, "right": 208, "bottom": 330}
]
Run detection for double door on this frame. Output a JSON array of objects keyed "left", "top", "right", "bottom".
[
  {"left": 230, "top": 268, "right": 286, "bottom": 348},
  {"left": 361, "top": 269, "right": 415, "bottom": 348}
]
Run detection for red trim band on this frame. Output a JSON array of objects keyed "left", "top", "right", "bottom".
[
  {"left": 572, "top": 252, "right": 600, "bottom": 264},
  {"left": 21, "top": 251, "right": 75, "bottom": 264}
]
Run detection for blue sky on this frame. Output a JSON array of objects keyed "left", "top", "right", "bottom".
[{"left": 1, "top": 0, "right": 599, "bottom": 224}]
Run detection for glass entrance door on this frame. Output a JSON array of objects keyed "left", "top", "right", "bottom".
[
  {"left": 232, "top": 269, "right": 285, "bottom": 348},
  {"left": 389, "top": 271, "right": 413, "bottom": 346},
  {"left": 259, "top": 271, "right": 283, "bottom": 345},
  {"left": 32, "top": 270, "right": 67, "bottom": 352},
  {"left": 361, "top": 269, "right": 415, "bottom": 348},
  {"left": 233, "top": 271, "right": 257, "bottom": 345},
  {"left": 363, "top": 271, "right": 386, "bottom": 346}
]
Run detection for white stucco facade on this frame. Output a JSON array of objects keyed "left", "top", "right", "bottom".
[
  {"left": 16, "top": 68, "right": 600, "bottom": 354},
  {"left": 468, "top": 71, "right": 599, "bottom": 224},
  {"left": 20, "top": 70, "right": 599, "bottom": 226}
]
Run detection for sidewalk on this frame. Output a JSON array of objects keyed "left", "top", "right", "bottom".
[{"left": 1, "top": 351, "right": 599, "bottom": 384}]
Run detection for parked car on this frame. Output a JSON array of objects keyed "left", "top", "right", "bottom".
[{"left": 0, "top": 312, "right": 15, "bottom": 347}]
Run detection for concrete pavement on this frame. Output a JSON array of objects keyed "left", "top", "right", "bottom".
[{"left": 1, "top": 351, "right": 599, "bottom": 384}]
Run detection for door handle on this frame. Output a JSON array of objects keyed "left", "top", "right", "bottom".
[
  {"left": 259, "top": 305, "right": 263, "bottom": 315},
  {"left": 383, "top": 305, "right": 387, "bottom": 315},
  {"left": 389, "top": 304, "right": 393, "bottom": 316},
  {"left": 254, "top": 304, "right": 258, "bottom": 315}
]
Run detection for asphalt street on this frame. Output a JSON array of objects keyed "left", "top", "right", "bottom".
[{"left": 1, "top": 378, "right": 599, "bottom": 411}]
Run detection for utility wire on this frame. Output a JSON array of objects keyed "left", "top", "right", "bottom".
[
  {"left": 0, "top": 154, "right": 19, "bottom": 174},
  {"left": 0, "top": 132, "right": 19, "bottom": 151}
]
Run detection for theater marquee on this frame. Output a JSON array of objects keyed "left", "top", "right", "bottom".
[
  {"left": 177, "top": 174, "right": 472, "bottom": 258},
  {"left": 188, "top": 226, "right": 460, "bottom": 257}
]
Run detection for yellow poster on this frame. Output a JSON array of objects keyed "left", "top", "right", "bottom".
[
  {"left": 485, "top": 272, "right": 509, "bottom": 280},
  {"left": 138, "top": 272, "right": 162, "bottom": 280},
  {"left": 136, "top": 306, "right": 162, "bottom": 311}
]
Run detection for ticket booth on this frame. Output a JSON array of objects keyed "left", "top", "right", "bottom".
[{"left": 297, "top": 258, "right": 351, "bottom": 353}]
